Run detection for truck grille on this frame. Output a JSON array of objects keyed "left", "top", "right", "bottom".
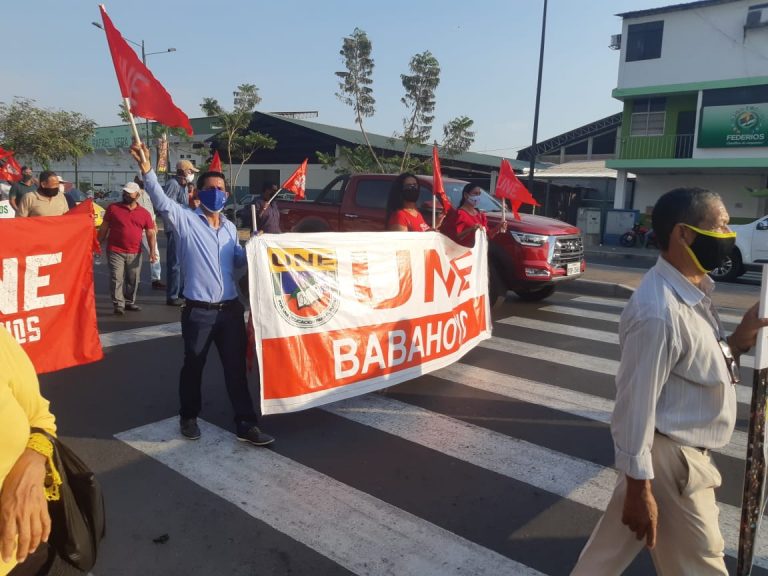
[{"left": 550, "top": 234, "right": 584, "bottom": 267}]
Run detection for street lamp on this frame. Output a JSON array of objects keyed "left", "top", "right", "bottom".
[
  {"left": 527, "top": 0, "right": 548, "bottom": 212},
  {"left": 91, "top": 21, "right": 176, "bottom": 142}
]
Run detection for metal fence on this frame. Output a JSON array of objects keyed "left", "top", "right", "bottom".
[{"left": 619, "top": 134, "right": 694, "bottom": 160}]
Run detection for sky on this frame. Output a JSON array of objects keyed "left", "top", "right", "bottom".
[{"left": 4, "top": 0, "right": 676, "bottom": 157}]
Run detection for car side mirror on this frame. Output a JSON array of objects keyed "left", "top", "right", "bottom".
[{"left": 757, "top": 221, "right": 768, "bottom": 231}]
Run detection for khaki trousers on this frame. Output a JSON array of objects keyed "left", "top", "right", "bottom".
[{"left": 571, "top": 433, "right": 727, "bottom": 576}]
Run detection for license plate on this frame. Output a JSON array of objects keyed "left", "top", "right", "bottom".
[{"left": 567, "top": 262, "right": 581, "bottom": 276}]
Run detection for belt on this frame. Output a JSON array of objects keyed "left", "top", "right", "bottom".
[
  {"left": 185, "top": 298, "right": 239, "bottom": 311},
  {"left": 655, "top": 429, "right": 708, "bottom": 454}
]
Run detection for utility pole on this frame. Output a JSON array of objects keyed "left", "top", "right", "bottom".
[{"left": 528, "top": 0, "right": 548, "bottom": 205}]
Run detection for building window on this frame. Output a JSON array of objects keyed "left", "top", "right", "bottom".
[
  {"left": 625, "top": 20, "right": 664, "bottom": 62},
  {"left": 630, "top": 98, "right": 666, "bottom": 136}
]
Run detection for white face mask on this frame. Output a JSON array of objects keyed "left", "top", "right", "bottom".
[{"left": 185, "top": 173, "right": 196, "bottom": 184}]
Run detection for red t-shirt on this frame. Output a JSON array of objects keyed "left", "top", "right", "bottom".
[
  {"left": 443, "top": 208, "right": 488, "bottom": 247},
  {"left": 388, "top": 209, "right": 430, "bottom": 232},
  {"left": 104, "top": 203, "right": 154, "bottom": 254}
]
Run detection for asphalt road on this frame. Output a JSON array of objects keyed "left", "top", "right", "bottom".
[{"left": 36, "top": 251, "right": 768, "bottom": 576}]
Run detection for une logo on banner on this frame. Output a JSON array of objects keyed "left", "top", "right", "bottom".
[
  {"left": 1, "top": 253, "right": 66, "bottom": 344},
  {"left": 267, "top": 246, "right": 475, "bottom": 330}
]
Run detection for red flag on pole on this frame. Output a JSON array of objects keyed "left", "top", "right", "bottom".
[
  {"left": 210, "top": 150, "right": 222, "bottom": 173},
  {"left": 98, "top": 5, "right": 193, "bottom": 136},
  {"left": 0, "top": 147, "right": 22, "bottom": 182},
  {"left": 495, "top": 159, "right": 539, "bottom": 220},
  {"left": 282, "top": 159, "right": 307, "bottom": 200},
  {"left": 432, "top": 145, "right": 451, "bottom": 211}
]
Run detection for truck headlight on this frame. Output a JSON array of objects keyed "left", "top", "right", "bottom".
[{"left": 510, "top": 232, "right": 548, "bottom": 247}]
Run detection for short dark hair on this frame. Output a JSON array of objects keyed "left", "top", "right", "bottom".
[
  {"left": 196, "top": 171, "right": 228, "bottom": 190},
  {"left": 38, "top": 170, "right": 57, "bottom": 184},
  {"left": 652, "top": 187, "right": 722, "bottom": 251},
  {"left": 21, "top": 165, "right": 30, "bottom": 172},
  {"left": 262, "top": 181, "right": 277, "bottom": 192}
]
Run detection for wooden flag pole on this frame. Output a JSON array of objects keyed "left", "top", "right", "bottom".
[
  {"left": 124, "top": 98, "right": 147, "bottom": 164},
  {"left": 737, "top": 264, "right": 768, "bottom": 575},
  {"left": 267, "top": 188, "right": 283, "bottom": 204}
]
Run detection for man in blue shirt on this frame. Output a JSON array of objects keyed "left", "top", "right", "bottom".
[
  {"left": 162, "top": 160, "right": 197, "bottom": 306},
  {"left": 131, "top": 142, "right": 273, "bottom": 446}
]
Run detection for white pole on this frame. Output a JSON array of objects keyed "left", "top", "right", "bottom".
[
  {"left": 267, "top": 187, "right": 283, "bottom": 204},
  {"left": 124, "top": 98, "right": 147, "bottom": 164},
  {"left": 432, "top": 199, "right": 437, "bottom": 230},
  {"left": 251, "top": 204, "right": 258, "bottom": 235}
]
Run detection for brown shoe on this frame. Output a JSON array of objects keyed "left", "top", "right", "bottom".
[{"left": 152, "top": 280, "right": 166, "bottom": 289}]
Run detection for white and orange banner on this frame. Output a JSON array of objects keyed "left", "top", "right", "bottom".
[{"left": 247, "top": 231, "right": 491, "bottom": 415}]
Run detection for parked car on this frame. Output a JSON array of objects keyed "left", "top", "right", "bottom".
[
  {"left": 278, "top": 173, "right": 585, "bottom": 303},
  {"left": 710, "top": 215, "right": 768, "bottom": 281}
]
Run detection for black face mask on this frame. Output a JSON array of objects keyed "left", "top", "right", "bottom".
[
  {"left": 402, "top": 186, "right": 420, "bottom": 203},
  {"left": 682, "top": 224, "right": 737, "bottom": 273},
  {"left": 39, "top": 187, "right": 59, "bottom": 197}
]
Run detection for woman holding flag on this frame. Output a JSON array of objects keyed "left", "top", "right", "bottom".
[
  {"left": 441, "top": 183, "right": 507, "bottom": 247},
  {"left": 385, "top": 173, "right": 446, "bottom": 232}
]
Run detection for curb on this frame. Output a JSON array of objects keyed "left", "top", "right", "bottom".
[
  {"left": 560, "top": 279, "right": 635, "bottom": 299},
  {"left": 584, "top": 250, "right": 657, "bottom": 265}
]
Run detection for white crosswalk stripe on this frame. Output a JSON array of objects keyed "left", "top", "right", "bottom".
[
  {"left": 107, "top": 292, "right": 768, "bottom": 574},
  {"left": 118, "top": 417, "right": 546, "bottom": 576},
  {"left": 570, "top": 295, "right": 745, "bottom": 325}
]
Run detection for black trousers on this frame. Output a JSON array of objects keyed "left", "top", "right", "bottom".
[{"left": 179, "top": 300, "right": 259, "bottom": 426}]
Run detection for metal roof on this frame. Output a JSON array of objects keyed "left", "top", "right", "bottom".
[
  {"left": 616, "top": 0, "right": 744, "bottom": 19},
  {"left": 257, "top": 112, "right": 531, "bottom": 171},
  {"left": 533, "top": 160, "right": 636, "bottom": 179},
  {"left": 516, "top": 113, "right": 622, "bottom": 159}
]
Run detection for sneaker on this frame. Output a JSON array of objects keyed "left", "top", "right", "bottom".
[
  {"left": 180, "top": 418, "right": 201, "bottom": 440},
  {"left": 166, "top": 298, "right": 185, "bottom": 306},
  {"left": 125, "top": 303, "right": 142, "bottom": 312},
  {"left": 113, "top": 307, "right": 125, "bottom": 315},
  {"left": 236, "top": 425, "right": 274, "bottom": 447},
  {"left": 152, "top": 280, "right": 166, "bottom": 290}
]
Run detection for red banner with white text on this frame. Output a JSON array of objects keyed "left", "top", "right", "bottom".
[
  {"left": 0, "top": 203, "right": 103, "bottom": 373},
  {"left": 247, "top": 231, "right": 491, "bottom": 414}
]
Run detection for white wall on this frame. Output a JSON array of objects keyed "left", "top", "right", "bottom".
[
  {"left": 633, "top": 173, "right": 768, "bottom": 219},
  {"left": 618, "top": 1, "right": 768, "bottom": 90}
]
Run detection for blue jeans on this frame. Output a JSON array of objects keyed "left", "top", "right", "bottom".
[
  {"left": 165, "top": 230, "right": 183, "bottom": 300},
  {"left": 141, "top": 234, "right": 161, "bottom": 281},
  {"left": 178, "top": 300, "right": 259, "bottom": 426}
]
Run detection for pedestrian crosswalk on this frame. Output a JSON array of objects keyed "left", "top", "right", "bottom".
[{"left": 108, "top": 292, "right": 768, "bottom": 576}]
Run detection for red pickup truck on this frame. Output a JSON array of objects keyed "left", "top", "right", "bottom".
[{"left": 279, "top": 173, "right": 585, "bottom": 302}]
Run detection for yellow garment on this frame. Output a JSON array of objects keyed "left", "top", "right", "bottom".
[
  {"left": 26, "top": 433, "right": 61, "bottom": 501},
  {"left": 0, "top": 326, "right": 57, "bottom": 576}
]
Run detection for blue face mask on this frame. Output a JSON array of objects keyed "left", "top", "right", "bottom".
[{"left": 198, "top": 187, "right": 227, "bottom": 213}]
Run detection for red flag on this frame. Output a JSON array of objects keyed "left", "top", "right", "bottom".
[
  {"left": 282, "top": 159, "right": 307, "bottom": 200},
  {"left": 68, "top": 199, "right": 102, "bottom": 254},
  {"left": 210, "top": 150, "right": 222, "bottom": 173},
  {"left": 495, "top": 159, "right": 539, "bottom": 220},
  {"left": 1, "top": 207, "right": 103, "bottom": 373},
  {"left": 0, "top": 147, "right": 22, "bottom": 182},
  {"left": 431, "top": 145, "right": 451, "bottom": 211},
  {"left": 98, "top": 5, "right": 193, "bottom": 136}
]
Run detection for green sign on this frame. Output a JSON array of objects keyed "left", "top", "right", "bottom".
[{"left": 698, "top": 103, "right": 768, "bottom": 147}]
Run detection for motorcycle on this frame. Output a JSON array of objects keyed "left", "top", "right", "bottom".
[{"left": 620, "top": 223, "right": 657, "bottom": 249}]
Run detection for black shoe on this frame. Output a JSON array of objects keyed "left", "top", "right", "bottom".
[
  {"left": 236, "top": 425, "right": 274, "bottom": 447},
  {"left": 180, "top": 418, "right": 201, "bottom": 440},
  {"left": 125, "top": 303, "right": 142, "bottom": 312},
  {"left": 152, "top": 280, "right": 166, "bottom": 290},
  {"left": 113, "top": 307, "right": 125, "bottom": 315},
  {"left": 166, "top": 298, "right": 184, "bottom": 306}
]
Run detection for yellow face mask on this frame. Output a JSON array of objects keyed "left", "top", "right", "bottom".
[{"left": 681, "top": 224, "right": 736, "bottom": 273}]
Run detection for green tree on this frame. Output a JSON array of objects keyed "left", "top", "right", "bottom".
[
  {"left": 0, "top": 97, "right": 96, "bottom": 168},
  {"left": 399, "top": 51, "right": 441, "bottom": 171},
  {"left": 441, "top": 116, "right": 475, "bottom": 157},
  {"left": 335, "top": 28, "right": 384, "bottom": 173},
  {"left": 200, "top": 84, "right": 276, "bottom": 204}
]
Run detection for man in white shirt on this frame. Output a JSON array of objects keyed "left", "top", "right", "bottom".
[{"left": 572, "top": 188, "right": 768, "bottom": 575}]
